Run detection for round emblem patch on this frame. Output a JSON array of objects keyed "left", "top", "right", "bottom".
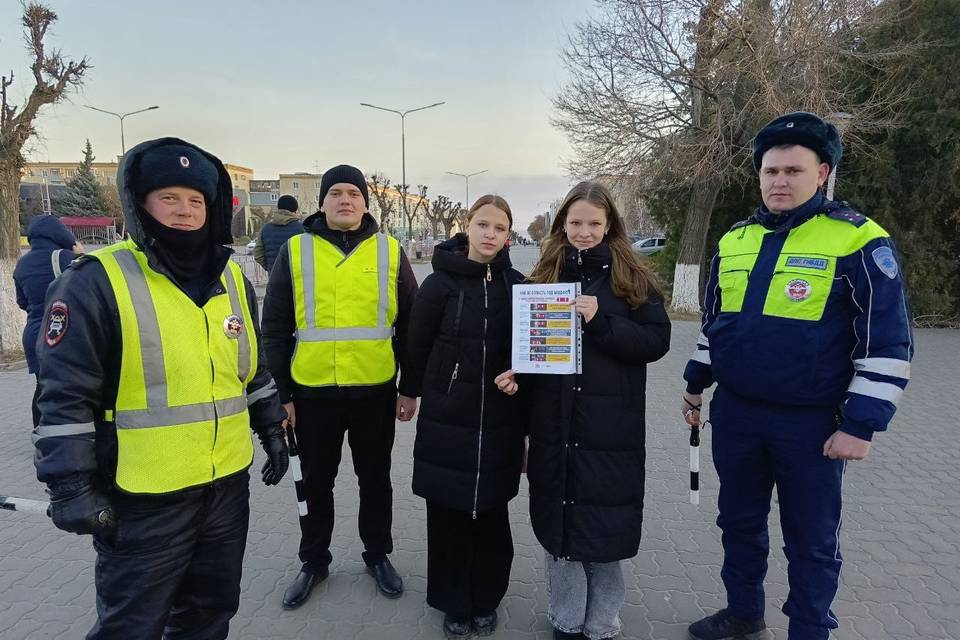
[
  {"left": 45, "top": 300, "right": 69, "bottom": 346},
  {"left": 785, "top": 278, "right": 812, "bottom": 302},
  {"left": 223, "top": 314, "right": 243, "bottom": 339},
  {"left": 179, "top": 155, "right": 190, "bottom": 168}
]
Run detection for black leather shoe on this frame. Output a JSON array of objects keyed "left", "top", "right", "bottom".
[
  {"left": 443, "top": 614, "right": 474, "bottom": 638},
  {"left": 281, "top": 567, "right": 328, "bottom": 610},
  {"left": 366, "top": 557, "right": 403, "bottom": 598},
  {"left": 472, "top": 610, "right": 497, "bottom": 636},
  {"left": 688, "top": 608, "right": 767, "bottom": 639},
  {"left": 552, "top": 629, "right": 586, "bottom": 640}
]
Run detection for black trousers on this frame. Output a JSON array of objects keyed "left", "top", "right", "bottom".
[
  {"left": 87, "top": 472, "right": 250, "bottom": 640},
  {"left": 295, "top": 392, "right": 396, "bottom": 571},
  {"left": 426, "top": 501, "right": 514, "bottom": 620}
]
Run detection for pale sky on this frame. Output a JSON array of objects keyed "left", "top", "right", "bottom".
[{"left": 0, "top": 0, "right": 598, "bottom": 228}]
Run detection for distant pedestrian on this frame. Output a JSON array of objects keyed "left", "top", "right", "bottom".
[
  {"left": 415, "top": 237, "right": 425, "bottom": 260},
  {"left": 13, "top": 215, "right": 81, "bottom": 426},
  {"left": 254, "top": 195, "right": 302, "bottom": 272}
]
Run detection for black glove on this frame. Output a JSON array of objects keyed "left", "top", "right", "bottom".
[
  {"left": 257, "top": 423, "right": 289, "bottom": 486},
  {"left": 46, "top": 475, "right": 115, "bottom": 536}
]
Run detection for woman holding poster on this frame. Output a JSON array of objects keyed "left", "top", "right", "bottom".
[
  {"left": 407, "top": 195, "right": 526, "bottom": 638},
  {"left": 496, "top": 181, "right": 671, "bottom": 640}
]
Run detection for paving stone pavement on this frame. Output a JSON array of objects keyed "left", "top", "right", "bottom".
[{"left": 2, "top": 251, "right": 958, "bottom": 638}]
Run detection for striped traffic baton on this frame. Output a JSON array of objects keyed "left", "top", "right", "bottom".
[
  {"left": 1, "top": 495, "right": 50, "bottom": 514},
  {"left": 287, "top": 427, "right": 308, "bottom": 517},
  {"left": 689, "top": 425, "right": 700, "bottom": 505}
]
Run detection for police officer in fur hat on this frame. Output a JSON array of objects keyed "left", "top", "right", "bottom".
[
  {"left": 680, "top": 112, "right": 913, "bottom": 640},
  {"left": 33, "top": 137, "right": 289, "bottom": 639}
]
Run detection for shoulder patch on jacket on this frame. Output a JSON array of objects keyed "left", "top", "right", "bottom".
[
  {"left": 825, "top": 204, "right": 867, "bottom": 227},
  {"left": 871, "top": 246, "right": 899, "bottom": 279},
  {"left": 729, "top": 219, "right": 755, "bottom": 231},
  {"left": 45, "top": 300, "right": 69, "bottom": 347}
]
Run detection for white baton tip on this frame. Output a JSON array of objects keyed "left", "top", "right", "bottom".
[
  {"left": 297, "top": 501, "right": 308, "bottom": 517},
  {"left": 690, "top": 490, "right": 699, "bottom": 505}
]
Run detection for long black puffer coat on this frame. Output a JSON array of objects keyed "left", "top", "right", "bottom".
[
  {"left": 526, "top": 242, "right": 671, "bottom": 562},
  {"left": 408, "top": 234, "right": 526, "bottom": 515}
]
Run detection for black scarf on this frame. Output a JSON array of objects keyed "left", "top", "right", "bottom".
[{"left": 138, "top": 206, "right": 214, "bottom": 287}]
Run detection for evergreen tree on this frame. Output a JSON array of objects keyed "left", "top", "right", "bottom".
[{"left": 55, "top": 139, "right": 109, "bottom": 217}]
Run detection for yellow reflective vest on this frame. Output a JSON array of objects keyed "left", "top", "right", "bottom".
[
  {"left": 717, "top": 214, "right": 889, "bottom": 321},
  {"left": 287, "top": 232, "right": 400, "bottom": 387},
  {"left": 90, "top": 240, "right": 256, "bottom": 494}
]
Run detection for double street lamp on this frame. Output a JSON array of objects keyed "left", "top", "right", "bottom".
[
  {"left": 84, "top": 104, "right": 160, "bottom": 155},
  {"left": 446, "top": 169, "right": 488, "bottom": 210},
  {"left": 359, "top": 101, "right": 445, "bottom": 199}
]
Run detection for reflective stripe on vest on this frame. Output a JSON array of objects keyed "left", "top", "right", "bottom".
[
  {"left": 91, "top": 240, "right": 256, "bottom": 494},
  {"left": 717, "top": 214, "right": 889, "bottom": 321},
  {"left": 289, "top": 232, "right": 399, "bottom": 387}
]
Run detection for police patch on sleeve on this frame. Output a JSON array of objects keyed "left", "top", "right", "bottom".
[
  {"left": 871, "top": 246, "right": 899, "bottom": 279},
  {"left": 45, "top": 300, "right": 69, "bottom": 347}
]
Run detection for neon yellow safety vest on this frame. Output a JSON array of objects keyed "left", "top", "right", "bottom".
[
  {"left": 90, "top": 240, "right": 256, "bottom": 494},
  {"left": 716, "top": 213, "right": 889, "bottom": 321},
  {"left": 288, "top": 232, "right": 400, "bottom": 387}
]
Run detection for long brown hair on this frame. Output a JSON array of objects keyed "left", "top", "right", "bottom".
[{"left": 528, "top": 181, "right": 661, "bottom": 307}]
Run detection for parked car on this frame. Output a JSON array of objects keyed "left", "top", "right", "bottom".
[
  {"left": 631, "top": 236, "right": 666, "bottom": 255},
  {"left": 246, "top": 238, "right": 257, "bottom": 253}
]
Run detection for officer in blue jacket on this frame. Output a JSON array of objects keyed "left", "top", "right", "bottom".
[{"left": 682, "top": 112, "right": 913, "bottom": 640}]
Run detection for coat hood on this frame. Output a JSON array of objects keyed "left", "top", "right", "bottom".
[
  {"left": 27, "top": 215, "right": 77, "bottom": 250},
  {"left": 117, "top": 137, "right": 234, "bottom": 248}
]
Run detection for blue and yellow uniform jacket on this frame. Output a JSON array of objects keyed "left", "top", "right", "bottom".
[{"left": 683, "top": 193, "right": 913, "bottom": 441}]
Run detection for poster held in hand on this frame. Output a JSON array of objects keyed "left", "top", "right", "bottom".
[{"left": 511, "top": 283, "right": 582, "bottom": 375}]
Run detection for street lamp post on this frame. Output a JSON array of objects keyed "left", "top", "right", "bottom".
[
  {"left": 84, "top": 104, "right": 160, "bottom": 155},
  {"left": 445, "top": 169, "right": 488, "bottom": 209},
  {"left": 360, "top": 102, "right": 445, "bottom": 236}
]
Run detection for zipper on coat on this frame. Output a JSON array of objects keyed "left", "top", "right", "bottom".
[
  {"left": 486, "top": 263, "right": 492, "bottom": 282},
  {"left": 472, "top": 276, "right": 489, "bottom": 519},
  {"left": 447, "top": 362, "right": 460, "bottom": 394}
]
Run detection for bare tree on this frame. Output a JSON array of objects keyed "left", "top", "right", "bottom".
[
  {"left": 554, "top": 0, "right": 912, "bottom": 311},
  {"left": 425, "top": 194, "right": 453, "bottom": 239},
  {"left": 400, "top": 184, "right": 429, "bottom": 239},
  {"left": 367, "top": 173, "right": 397, "bottom": 233},
  {"left": 441, "top": 200, "right": 464, "bottom": 238},
  {"left": 527, "top": 214, "right": 548, "bottom": 243},
  {"left": 1, "top": 2, "right": 90, "bottom": 355}
]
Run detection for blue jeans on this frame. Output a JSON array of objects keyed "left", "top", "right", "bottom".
[{"left": 544, "top": 552, "right": 624, "bottom": 639}]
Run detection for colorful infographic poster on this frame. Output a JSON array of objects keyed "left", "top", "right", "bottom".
[{"left": 511, "top": 283, "right": 582, "bottom": 375}]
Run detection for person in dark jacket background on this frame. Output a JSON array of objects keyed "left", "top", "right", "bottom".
[
  {"left": 13, "top": 214, "right": 81, "bottom": 426},
  {"left": 407, "top": 195, "right": 525, "bottom": 638},
  {"left": 254, "top": 194, "right": 302, "bottom": 272},
  {"left": 496, "top": 181, "right": 671, "bottom": 640}
]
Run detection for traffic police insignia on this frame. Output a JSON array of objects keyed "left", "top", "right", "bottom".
[
  {"left": 786, "top": 257, "right": 828, "bottom": 270},
  {"left": 785, "top": 279, "right": 812, "bottom": 302},
  {"left": 45, "top": 300, "right": 69, "bottom": 346},
  {"left": 872, "top": 246, "right": 898, "bottom": 279},
  {"left": 179, "top": 156, "right": 190, "bottom": 168},
  {"left": 223, "top": 314, "right": 243, "bottom": 338}
]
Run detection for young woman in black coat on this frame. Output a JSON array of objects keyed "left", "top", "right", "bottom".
[
  {"left": 496, "top": 182, "right": 671, "bottom": 640},
  {"left": 407, "top": 195, "right": 526, "bottom": 638}
]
